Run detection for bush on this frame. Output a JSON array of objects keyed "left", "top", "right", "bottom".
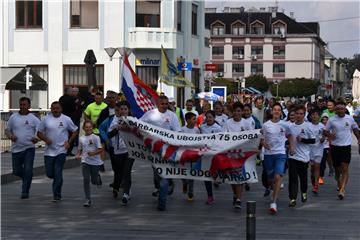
[
  {"left": 270, "top": 78, "right": 320, "bottom": 97},
  {"left": 244, "top": 74, "right": 269, "bottom": 93}
]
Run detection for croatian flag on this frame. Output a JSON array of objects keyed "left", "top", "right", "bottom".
[{"left": 121, "top": 55, "right": 158, "bottom": 118}]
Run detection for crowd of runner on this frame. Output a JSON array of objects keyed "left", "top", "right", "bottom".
[{"left": 5, "top": 88, "right": 360, "bottom": 214}]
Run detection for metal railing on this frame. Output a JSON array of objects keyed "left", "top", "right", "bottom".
[{"left": 0, "top": 109, "right": 50, "bottom": 153}]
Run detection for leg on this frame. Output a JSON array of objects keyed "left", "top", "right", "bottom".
[
  {"left": 44, "top": 156, "right": 55, "bottom": 179},
  {"left": 90, "top": 165, "right": 100, "bottom": 185},
  {"left": 205, "top": 181, "right": 213, "bottom": 197},
  {"left": 12, "top": 150, "right": 25, "bottom": 178},
  {"left": 339, "top": 163, "right": 349, "bottom": 193},
  {"left": 22, "top": 148, "right": 35, "bottom": 196},
  {"left": 320, "top": 149, "right": 328, "bottom": 178},
  {"left": 288, "top": 158, "right": 299, "bottom": 200},
  {"left": 53, "top": 154, "right": 66, "bottom": 199},
  {"left": 298, "top": 161, "right": 309, "bottom": 194},
  {"left": 153, "top": 167, "right": 161, "bottom": 190},
  {"left": 158, "top": 178, "right": 169, "bottom": 210},
  {"left": 122, "top": 155, "right": 134, "bottom": 195},
  {"left": 188, "top": 180, "right": 194, "bottom": 198},
  {"left": 112, "top": 154, "right": 122, "bottom": 191},
  {"left": 82, "top": 163, "right": 91, "bottom": 200},
  {"left": 272, "top": 154, "right": 287, "bottom": 203}
]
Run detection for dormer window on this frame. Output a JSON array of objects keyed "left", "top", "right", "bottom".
[
  {"left": 250, "top": 20, "right": 264, "bottom": 35},
  {"left": 231, "top": 21, "right": 246, "bottom": 35},
  {"left": 211, "top": 21, "right": 225, "bottom": 36},
  {"left": 272, "top": 20, "right": 287, "bottom": 36}
]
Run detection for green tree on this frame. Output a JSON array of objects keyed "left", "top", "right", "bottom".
[
  {"left": 244, "top": 74, "right": 269, "bottom": 92},
  {"left": 338, "top": 54, "right": 360, "bottom": 79},
  {"left": 212, "top": 78, "right": 237, "bottom": 94},
  {"left": 270, "top": 78, "right": 320, "bottom": 97}
]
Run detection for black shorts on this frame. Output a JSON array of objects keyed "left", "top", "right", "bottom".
[{"left": 330, "top": 145, "right": 351, "bottom": 167}]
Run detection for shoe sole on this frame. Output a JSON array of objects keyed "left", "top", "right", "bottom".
[
  {"left": 269, "top": 208, "right": 277, "bottom": 214},
  {"left": 338, "top": 194, "right": 344, "bottom": 200}
]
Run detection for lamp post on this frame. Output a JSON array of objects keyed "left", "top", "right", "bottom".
[
  {"left": 274, "top": 80, "right": 279, "bottom": 97},
  {"left": 104, "top": 47, "right": 132, "bottom": 92},
  {"left": 241, "top": 78, "right": 246, "bottom": 95}
]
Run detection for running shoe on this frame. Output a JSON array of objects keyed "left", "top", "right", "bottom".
[
  {"left": 157, "top": 204, "right": 166, "bottom": 211},
  {"left": 233, "top": 199, "right": 242, "bottom": 209},
  {"left": 289, "top": 199, "right": 296, "bottom": 207},
  {"left": 152, "top": 189, "right": 159, "bottom": 197},
  {"left": 168, "top": 181, "right": 174, "bottom": 195},
  {"left": 338, "top": 190, "right": 345, "bottom": 200},
  {"left": 301, "top": 192, "right": 308, "bottom": 203},
  {"left": 280, "top": 183, "right": 284, "bottom": 189},
  {"left": 96, "top": 174, "right": 102, "bottom": 188},
  {"left": 187, "top": 192, "right": 194, "bottom": 202},
  {"left": 83, "top": 199, "right": 91, "bottom": 207},
  {"left": 213, "top": 182, "right": 220, "bottom": 188},
  {"left": 112, "top": 189, "right": 119, "bottom": 199},
  {"left": 21, "top": 194, "right": 29, "bottom": 199},
  {"left": 52, "top": 197, "right": 62, "bottom": 202},
  {"left": 328, "top": 169, "right": 334, "bottom": 176},
  {"left": 263, "top": 188, "right": 271, "bottom": 197},
  {"left": 245, "top": 183, "right": 250, "bottom": 191},
  {"left": 206, "top": 196, "right": 214, "bottom": 205},
  {"left": 318, "top": 177, "right": 324, "bottom": 185},
  {"left": 312, "top": 185, "right": 319, "bottom": 194},
  {"left": 182, "top": 183, "right": 188, "bottom": 194},
  {"left": 269, "top": 202, "right": 277, "bottom": 214},
  {"left": 121, "top": 193, "right": 130, "bottom": 206}
]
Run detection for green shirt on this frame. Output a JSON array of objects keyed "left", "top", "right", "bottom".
[
  {"left": 321, "top": 109, "right": 336, "bottom": 118},
  {"left": 84, "top": 102, "right": 108, "bottom": 134}
]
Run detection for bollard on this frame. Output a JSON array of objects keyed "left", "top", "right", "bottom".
[{"left": 246, "top": 201, "right": 256, "bottom": 240}]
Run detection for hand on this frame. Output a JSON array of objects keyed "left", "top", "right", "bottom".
[
  {"left": 88, "top": 151, "right": 95, "bottom": 157},
  {"left": 10, "top": 135, "right": 17, "bottom": 142},
  {"left": 329, "top": 133, "right": 336, "bottom": 141},
  {"left": 75, "top": 154, "right": 81, "bottom": 160},
  {"left": 31, "top": 137, "right": 39, "bottom": 144},
  {"left": 45, "top": 139, "right": 52, "bottom": 145},
  {"left": 320, "top": 137, "right": 325, "bottom": 143},
  {"left": 64, "top": 141, "right": 70, "bottom": 150},
  {"left": 289, "top": 146, "right": 295, "bottom": 156},
  {"left": 296, "top": 136, "right": 303, "bottom": 142},
  {"left": 263, "top": 142, "right": 271, "bottom": 150}
]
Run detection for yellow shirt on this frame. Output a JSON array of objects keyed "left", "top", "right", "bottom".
[{"left": 84, "top": 102, "right": 108, "bottom": 134}]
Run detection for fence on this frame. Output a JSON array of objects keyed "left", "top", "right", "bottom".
[{"left": 0, "top": 109, "right": 50, "bottom": 153}]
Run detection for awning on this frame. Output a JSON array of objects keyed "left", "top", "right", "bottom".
[
  {"left": 5, "top": 68, "right": 48, "bottom": 91},
  {"left": 248, "top": 87, "right": 262, "bottom": 94},
  {"left": 244, "top": 87, "right": 255, "bottom": 93},
  {"left": 0, "top": 67, "right": 25, "bottom": 84}
]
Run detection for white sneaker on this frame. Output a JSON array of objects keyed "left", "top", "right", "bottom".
[
  {"left": 121, "top": 193, "right": 130, "bottom": 206},
  {"left": 269, "top": 202, "right": 277, "bottom": 214},
  {"left": 280, "top": 183, "right": 284, "bottom": 189}
]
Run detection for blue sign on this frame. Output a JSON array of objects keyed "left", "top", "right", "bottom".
[{"left": 177, "top": 62, "right": 192, "bottom": 71}]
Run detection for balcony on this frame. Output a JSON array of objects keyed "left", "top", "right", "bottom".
[{"left": 128, "top": 27, "right": 177, "bottom": 49}]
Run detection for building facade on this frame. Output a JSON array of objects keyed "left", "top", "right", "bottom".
[
  {"left": 0, "top": 0, "right": 208, "bottom": 110},
  {"left": 205, "top": 7, "right": 325, "bottom": 87}
]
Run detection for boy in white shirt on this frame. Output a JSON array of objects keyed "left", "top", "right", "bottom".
[
  {"left": 37, "top": 101, "right": 78, "bottom": 202},
  {"left": 5, "top": 97, "right": 40, "bottom": 199},
  {"left": 323, "top": 101, "right": 360, "bottom": 199},
  {"left": 288, "top": 105, "right": 315, "bottom": 207},
  {"left": 76, "top": 121, "right": 103, "bottom": 207},
  {"left": 214, "top": 101, "right": 228, "bottom": 127},
  {"left": 180, "top": 112, "right": 200, "bottom": 201}
]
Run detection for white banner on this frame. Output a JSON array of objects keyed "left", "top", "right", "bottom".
[{"left": 119, "top": 117, "right": 261, "bottom": 184}]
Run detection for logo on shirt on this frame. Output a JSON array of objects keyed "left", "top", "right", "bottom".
[
  {"left": 345, "top": 122, "right": 349, "bottom": 127},
  {"left": 165, "top": 118, "right": 170, "bottom": 123},
  {"left": 241, "top": 127, "right": 245, "bottom": 131},
  {"left": 89, "top": 140, "right": 93, "bottom": 145},
  {"left": 251, "top": 121, "right": 255, "bottom": 126},
  {"left": 301, "top": 129, "right": 305, "bottom": 134},
  {"left": 280, "top": 128, "right": 284, "bottom": 133},
  {"left": 25, "top": 120, "right": 29, "bottom": 125},
  {"left": 59, "top": 122, "right": 64, "bottom": 127}
]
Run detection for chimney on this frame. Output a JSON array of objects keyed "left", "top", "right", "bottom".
[
  {"left": 290, "top": 12, "right": 295, "bottom": 20},
  {"left": 223, "top": 7, "right": 230, "bottom": 13},
  {"left": 240, "top": 7, "right": 245, "bottom": 13}
]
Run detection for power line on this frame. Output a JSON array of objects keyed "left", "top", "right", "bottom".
[
  {"left": 327, "top": 39, "right": 360, "bottom": 43},
  {"left": 317, "top": 16, "right": 360, "bottom": 22}
]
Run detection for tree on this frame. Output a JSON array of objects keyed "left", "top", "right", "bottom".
[
  {"left": 270, "top": 78, "right": 320, "bottom": 97},
  {"left": 244, "top": 74, "right": 269, "bottom": 92},
  {"left": 338, "top": 54, "right": 360, "bottom": 79},
  {"left": 212, "top": 78, "right": 237, "bottom": 94}
]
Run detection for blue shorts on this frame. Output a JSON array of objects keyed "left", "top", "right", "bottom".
[{"left": 264, "top": 154, "right": 287, "bottom": 180}]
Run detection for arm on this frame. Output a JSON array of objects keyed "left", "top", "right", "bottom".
[
  {"left": 88, "top": 147, "right": 103, "bottom": 157},
  {"left": 64, "top": 130, "right": 79, "bottom": 150},
  {"left": 5, "top": 129, "right": 17, "bottom": 142},
  {"left": 297, "top": 137, "right": 316, "bottom": 144},
  {"left": 37, "top": 131, "right": 52, "bottom": 145}
]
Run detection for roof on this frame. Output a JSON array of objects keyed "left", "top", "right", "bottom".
[{"left": 205, "top": 12, "right": 324, "bottom": 44}]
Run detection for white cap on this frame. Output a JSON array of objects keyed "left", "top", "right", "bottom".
[{"left": 168, "top": 97, "right": 175, "bottom": 103}]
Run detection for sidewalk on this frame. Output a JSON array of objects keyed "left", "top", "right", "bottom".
[{"left": 2, "top": 146, "right": 360, "bottom": 239}]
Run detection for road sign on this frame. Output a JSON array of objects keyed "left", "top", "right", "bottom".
[
  {"left": 205, "top": 64, "right": 218, "bottom": 72},
  {"left": 177, "top": 62, "right": 192, "bottom": 71}
]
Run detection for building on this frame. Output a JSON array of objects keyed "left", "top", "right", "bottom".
[
  {"left": 205, "top": 6, "right": 325, "bottom": 88},
  {"left": 0, "top": 0, "right": 208, "bottom": 110}
]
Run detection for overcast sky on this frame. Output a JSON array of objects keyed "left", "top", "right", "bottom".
[{"left": 205, "top": 0, "right": 360, "bottom": 58}]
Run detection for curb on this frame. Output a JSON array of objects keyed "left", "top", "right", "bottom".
[{"left": 1, "top": 157, "right": 80, "bottom": 185}]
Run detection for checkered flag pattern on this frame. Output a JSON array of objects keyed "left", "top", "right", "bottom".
[{"left": 135, "top": 89, "right": 156, "bottom": 112}]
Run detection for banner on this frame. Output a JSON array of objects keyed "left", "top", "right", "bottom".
[{"left": 119, "top": 117, "right": 261, "bottom": 184}]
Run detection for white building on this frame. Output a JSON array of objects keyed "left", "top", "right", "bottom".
[
  {"left": 205, "top": 7, "right": 325, "bottom": 86},
  {"left": 0, "top": 0, "right": 208, "bottom": 110}
]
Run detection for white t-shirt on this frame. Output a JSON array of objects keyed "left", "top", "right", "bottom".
[
  {"left": 324, "top": 115, "right": 358, "bottom": 146},
  {"left": 243, "top": 117, "right": 256, "bottom": 130},
  {"left": 6, "top": 112, "right": 40, "bottom": 153},
  {"left": 182, "top": 109, "right": 199, "bottom": 117},
  {"left": 252, "top": 106, "right": 264, "bottom": 123},
  {"left": 262, "top": 120, "right": 291, "bottom": 155},
  {"left": 181, "top": 126, "right": 200, "bottom": 134},
  {"left": 224, "top": 118, "right": 255, "bottom": 132},
  {"left": 108, "top": 107, "right": 115, "bottom": 116},
  {"left": 108, "top": 116, "right": 128, "bottom": 154},
  {"left": 38, "top": 113, "right": 78, "bottom": 156},
  {"left": 140, "top": 109, "right": 181, "bottom": 131},
  {"left": 78, "top": 134, "right": 103, "bottom": 165},
  {"left": 289, "top": 122, "right": 315, "bottom": 162},
  {"left": 215, "top": 114, "right": 228, "bottom": 127},
  {"left": 309, "top": 123, "right": 325, "bottom": 158},
  {"left": 200, "top": 123, "right": 223, "bottom": 134}
]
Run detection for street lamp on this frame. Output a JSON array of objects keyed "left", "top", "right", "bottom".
[
  {"left": 273, "top": 80, "right": 279, "bottom": 97},
  {"left": 104, "top": 47, "right": 132, "bottom": 91},
  {"left": 241, "top": 78, "right": 246, "bottom": 95}
]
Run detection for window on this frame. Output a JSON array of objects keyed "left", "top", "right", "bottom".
[
  {"left": 273, "top": 46, "right": 285, "bottom": 56},
  {"left": 217, "top": 64, "right": 224, "bottom": 73},
  {"left": 251, "top": 46, "right": 263, "bottom": 55},
  {"left": 212, "top": 24, "right": 225, "bottom": 35},
  {"left": 251, "top": 64, "right": 263, "bottom": 74},
  {"left": 212, "top": 47, "right": 224, "bottom": 55},
  {"left": 70, "top": 0, "right": 98, "bottom": 28},
  {"left": 192, "top": 4, "right": 198, "bottom": 35},
  {"left": 177, "top": 0, "right": 182, "bottom": 31},
  {"left": 232, "top": 23, "right": 245, "bottom": 35},
  {"left": 250, "top": 22, "right": 264, "bottom": 35},
  {"left": 16, "top": 0, "right": 42, "bottom": 28},
  {"left": 191, "top": 68, "right": 200, "bottom": 93},
  {"left": 273, "top": 26, "right": 286, "bottom": 35},
  {"left": 233, "top": 64, "right": 244, "bottom": 73},
  {"left": 273, "top": 64, "right": 285, "bottom": 73},
  {"left": 64, "top": 65, "right": 104, "bottom": 86},
  {"left": 204, "top": 37, "right": 210, "bottom": 48},
  {"left": 136, "top": 66, "right": 158, "bottom": 88},
  {"left": 136, "top": 0, "right": 161, "bottom": 28},
  {"left": 232, "top": 46, "right": 244, "bottom": 55}
]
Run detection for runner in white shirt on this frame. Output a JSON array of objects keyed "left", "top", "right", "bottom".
[
  {"left": 319, "top": 114, "right": 334, "bottom": 185},
  {"left": 76, "top": 121, "right": 103, "bottom": 207},
  {"left": 108, "top": 101, "right": 134, "bottom": 206},
  {"left": 214, "top": 101, "right": 228, "bottom": 127},
  {"left": 140, "top": 96, "right": 181, "bottom": 211},
  {"left": 201, "top": 110, "right": 223, "bottom": 206},
  {"left": 288, "top": 105, "right": 316, "bottom": 207},
  {"left": 261, "top": 103, "right": 294, "bottom": 214},
  {"left": 323, "top": 101, "right": 360, "bottom": 200},
  {"left": 182, "top": 99, "right": 199, "bottom": 117},
  {"left": 180, "top": 112, "right": 200, "bottom": 201},
  {"left": 37, "top": 101, "right": 78, "bottom": 202},
  {"left": 5, "top": 97, "right": 40, "bottom": 199},
  {"left": 308, "top": 109, "right": 325, "bottom": 195}
]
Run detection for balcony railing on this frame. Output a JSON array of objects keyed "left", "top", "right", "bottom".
[{"left": 128, "top": 27, "right": 177, "bottom": 49}]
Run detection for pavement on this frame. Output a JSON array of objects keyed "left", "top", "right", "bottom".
[{"left": 1, "top": 143, "right": 360, "bottom": 239}]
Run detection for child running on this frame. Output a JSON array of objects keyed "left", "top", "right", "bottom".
[
  {"left": 76, "top": 121, "right": 103, "bottom": 207},
  {"left": 319, "top": 114, "right": 333, "bottom": 185},
  {"left": 180, "top": 112, "right": 200, "bottom": 201}
]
